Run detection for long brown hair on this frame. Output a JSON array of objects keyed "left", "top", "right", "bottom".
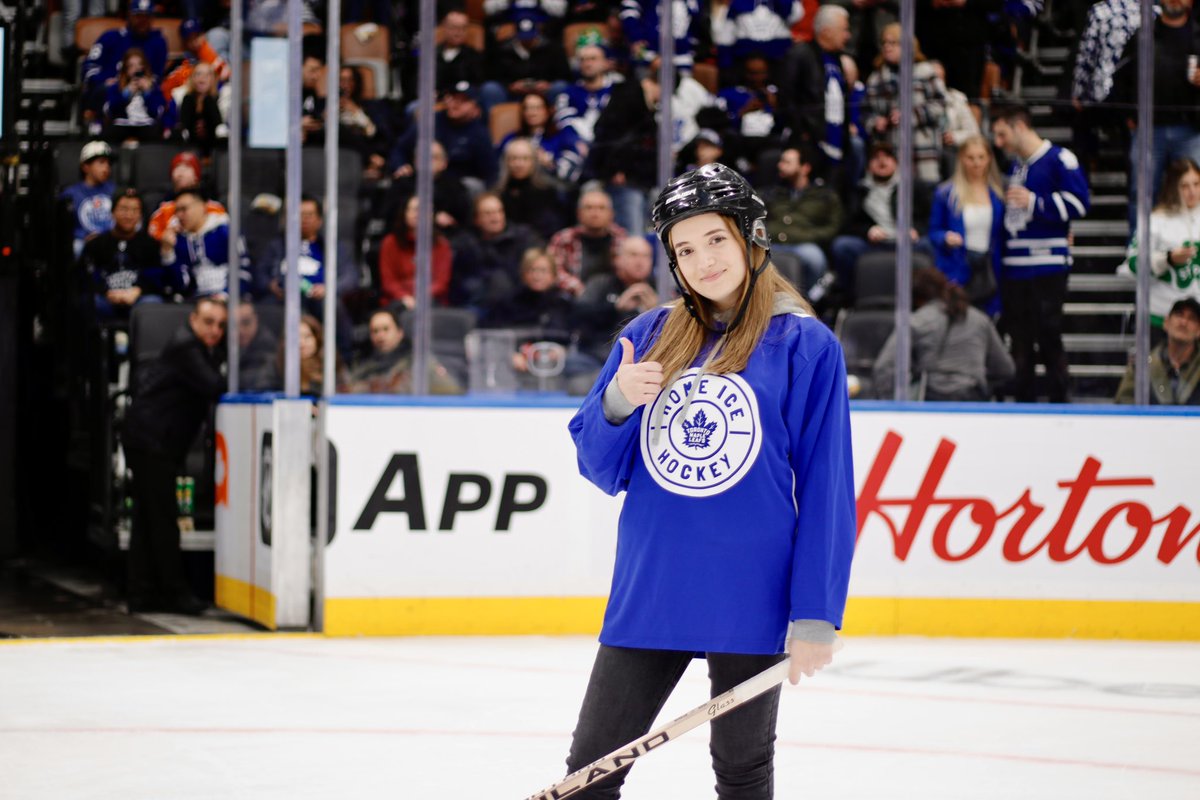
[
  {"left": 913, "top": 266, "right": 968, "bottom": 323},
  {"left": 277, "top": 313, "right": 326, "bottom": 393},
  {"left": 643, "top": 216, "right": 812, "bottom": 382},
  {"left": 1154, "top": 158, "right": 1200, "bottom": 214}
]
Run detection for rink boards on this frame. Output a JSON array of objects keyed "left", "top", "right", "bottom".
[{"left": 215, "top": 397, "right": 1200, "bottom": 639}]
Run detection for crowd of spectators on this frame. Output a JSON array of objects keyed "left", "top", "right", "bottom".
[{"left": 55, "top": 0, "right": 1200, "bottom": 403}]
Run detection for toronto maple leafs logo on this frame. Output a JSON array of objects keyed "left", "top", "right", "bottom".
[
  {"left": 640, "top": 370, "right": 762, "bottom": 498},
  {"left": 681, "top": 409, "right": 718, "bottom": 450}
]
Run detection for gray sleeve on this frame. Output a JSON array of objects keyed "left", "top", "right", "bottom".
[
  {"left": 602, "top": 376, "right": 637, "bottom": 423},
  {"left": 789, "top": 619, "right": 837, "bottom": 644}
]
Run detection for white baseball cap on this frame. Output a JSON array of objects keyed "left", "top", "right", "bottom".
[{"left": 79, "top": 140, "right": 113, "bottom": 164}]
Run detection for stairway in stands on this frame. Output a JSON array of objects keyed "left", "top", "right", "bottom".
[{"left": 1013, "top": 24, "right": 1137, "bottom": 403}]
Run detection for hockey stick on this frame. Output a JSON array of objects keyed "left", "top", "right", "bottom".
[{"left": 522, "top": 659, "right": 791, "bottom": 800}]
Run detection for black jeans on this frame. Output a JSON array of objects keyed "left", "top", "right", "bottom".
[
  {"left": 125, "top": 446, "right": 190, "bottom": 604},
  {"left": 1001, "top": 271, "right": 1070, "bottom": 403},
  {"left": 565, "top": 645, "right": 787, "bottom": 799}
]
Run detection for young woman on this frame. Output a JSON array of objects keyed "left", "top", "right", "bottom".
[
  {"left": 564, "top": 164, "right": 856, "bottom": 799},
  {"left": 377, "top": 195, "right": 453, "bottom": 309},
  {"left": 497, "top": 91, "right": 586, "bottom": 185},
  {"left": 928, "top": 134, "right": 1006, "bottom": 312},
  {"left": 176, "top": 62, "right": 222, "bottom": 153},
  {"left": 872, "top": 266, "right": 1015, "bottom": 402},
  {"left": 104, "top": 48, "right": 172, "bottom": 143},
  {"left": 493, "top": 137, "right": 566, "bottom": 239},
  {"left": 1123, "top": 157, "right": 1200, "bottom": 335},
  {"left": 864, "top": 23, "right": 948, "bottom": 184}
]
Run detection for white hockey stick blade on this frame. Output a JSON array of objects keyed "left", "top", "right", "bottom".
[{"left": 523, "top": 658, "right": 791, "bottom": 800}]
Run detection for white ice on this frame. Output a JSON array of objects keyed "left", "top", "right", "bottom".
[{"left": 1, "top": 635, "right": 1198, "bottom": 799}]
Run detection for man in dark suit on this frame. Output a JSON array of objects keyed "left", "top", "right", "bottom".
[{"left": 122, "top": 296, "right": 227, "bottom": 614}]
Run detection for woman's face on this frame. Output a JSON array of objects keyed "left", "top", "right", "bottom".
[
  {"left": 191, "top": 64, "right": 214, "bottom": 94},
  {"left": 1178, "top": 168, "right": 1200, "bottom": 210},
  {"left": 506, "top": 143, "right": 535, "bottom": 180},
  {"left": 670, "top": 212, "right": 747, "bottom": 312},
  {"left": 522, "top": 95, "right": 548, "bottom": 128},
  {"left": 339, "top": 68, "right": 355, "bottom": 98},
  {"left": 124, "top": 54, "right": 147, "bottom": 80},
  {"left": 960, "top": 143, "right": 990, "bottom": 181},
  {"left": 404, "top": 197, "right": 420, "bottom": 230},
  {"left": 299, "top": 322, "right": 318, "bottom": 360},
  {"left": 880, "top": 28, "right": 901, "bottom": 66},
  {"left": 522, "top": 256, "right": 557, "bottom": 292}
]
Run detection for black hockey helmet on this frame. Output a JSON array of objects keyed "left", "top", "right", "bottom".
[
  {"left": 651, "top": 163, "right": 772, "bottom": 332},
  {"left": 652, "top": 163, "right": 770, "bottom": 262}
]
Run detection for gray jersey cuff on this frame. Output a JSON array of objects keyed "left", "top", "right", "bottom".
[
  {"left": 789, "top": 619, "right": 837, "bottom": 644},
  {"left": 602, "top": 376, "right": 637, "bottom": 423}
]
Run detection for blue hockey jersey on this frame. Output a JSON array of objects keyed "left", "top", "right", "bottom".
[
  {"left": 1001, "top": 140, "right": 1090, "bottom": 279},
  {"left": 167, "top": 215, "right": 251, "bottom": 298},
  {"left": 568, "top": 303, "right": 856, "bottom": 655}
]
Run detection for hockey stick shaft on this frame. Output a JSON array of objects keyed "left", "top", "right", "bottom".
[{"left": 523, "top": 659, "right": 790, "bottom": 800}]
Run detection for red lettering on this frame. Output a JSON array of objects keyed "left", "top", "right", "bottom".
[
  {"left": 1085, "top": 502, "right": 1154, "bottom": 564},
  {"left": 856, "top": 432, "right": 1195, "bottom": 566},
  {"left": 999, "top": 490, "right": 1047, "bottom": 562},
  {"left": 1156, "top": 508, "right": 1200, "bottom": 564},
  {"left": 931, "top": 499, "right": 996, "bottom": 562}
]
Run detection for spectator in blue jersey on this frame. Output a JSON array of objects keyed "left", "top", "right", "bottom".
[
  {"left": 80, "top": 187, "right": 172, "bottom": 321},
  {"left": 562, "top": 163, "right": 854, "bottom": 798},
  {"left": 990, "top": 103, "right": 1090, "bottom": 403},
  {"left": 257, "top": 195, "right": 357, "bottom": 356},
  {"left": 717, "top": 54, "right": 782, "bottom": 166},
  {"left": 780, "top": 4, "right": 852, "bottom": 191},
  {"left": 714, "top": 0, "right": 804, "bottom": 80},
  {"left": 1112, "top": 0, "right": 1200, "bottom": 225},
  {"left": 103, "top": 48, "right": 173, "bottom": 144},
  {"left": 80, "top": 0, "right": 168, "bottom": 128},
  {"left": 389, "top": 81, "right": 498, "bottom": 189},
  {"left": 60, "top": 140, "right": 116, "bottom": 258},
  {"left": 928, "top": 135, "right": 1006, "bottom": 312},
  {"left": 556, "top": 40, "right": 623, "bottom": 146},
  {"left": 161, "top": 187, "right": 251, "bottom": 299},
  {"left": 499, "top": 92, "right": 586, "bottom": 187},
  {"left": 619, "top": 0, "right": 700, "bottom": 67}
]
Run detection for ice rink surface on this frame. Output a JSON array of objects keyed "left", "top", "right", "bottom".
[{"left": 1, "top": 634, "right": 1198, "bottom": 799}]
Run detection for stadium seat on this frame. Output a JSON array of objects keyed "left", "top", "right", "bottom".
[
  {"left": 489, "top": 102, "right": 521, "bottom": 146},
  {"left": 770, "top": 249, "right": 805, "bottom": 292},
  {"left": 212, "top": 148, "right": 284, "bottom": 206},
  {"left": 834, "top": 308, "right": 895, "bottom": 398},
  {"left": 466, "top": 0, "right": 486, "bottom": 23},
  {"left": 854, "top": 250, "right": 934, "bottom": 309},
  {"left": 75, "top": 17, "right": 122, "bottom": 54},
  {"left": 152, "top": 17, "right": 184, "bottom": 59},
  {"left": 130, "top": 143, "right": 185, "bottom": 195},
  {"left": 342, "top": 23, "right": 391, "bottom": 97},
  {"left": 53, "top": 139, "right": 89, "bottom": 190},
  {"left": 128, "top": 303, "right": 194, "bottom": 394}
]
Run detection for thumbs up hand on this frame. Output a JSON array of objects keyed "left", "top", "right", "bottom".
[{"left": 614, "top": 337, "right": 663, "bottom": 408}]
